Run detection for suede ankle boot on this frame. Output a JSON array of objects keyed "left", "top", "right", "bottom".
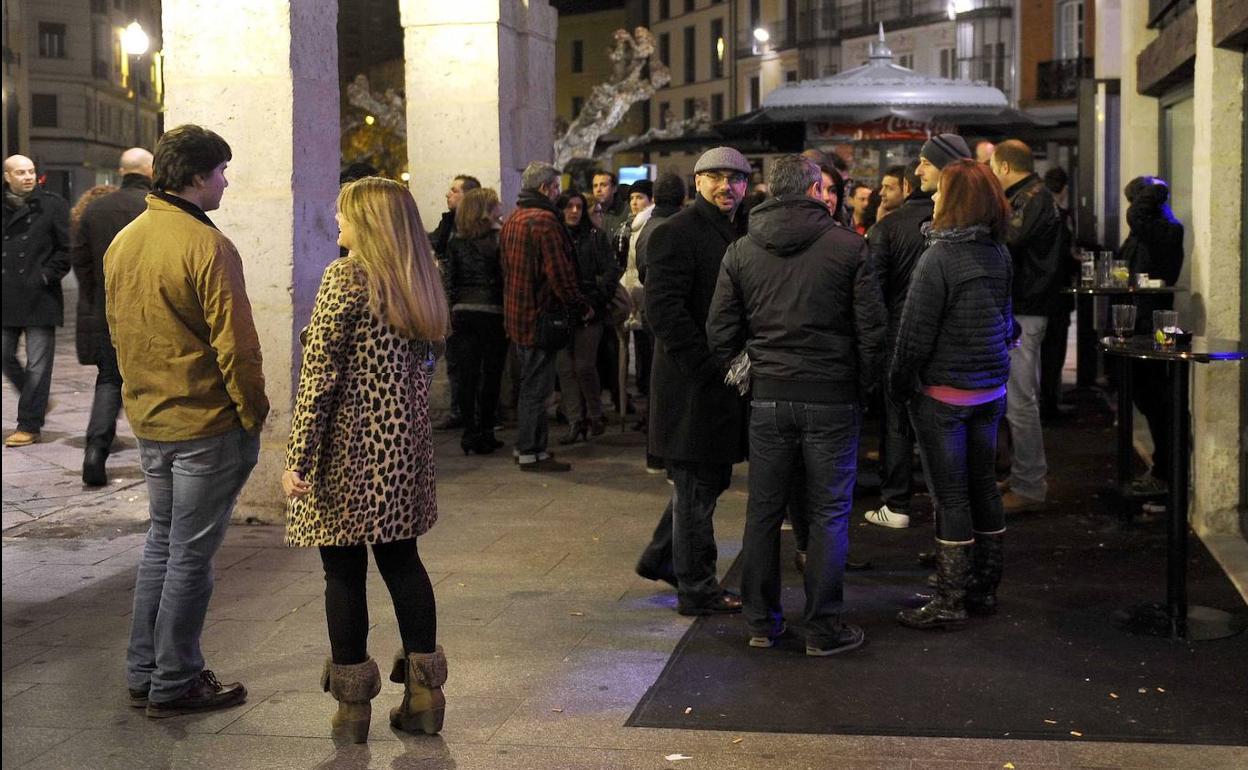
[
  {"left": 389, "top": 646, "right": 447, "bottom": 735},
  {"left": 965, "top": 531, "right": 1004, "bottom": 615},
  {"left": 321, "top": 658, "right": 381, "bottom": 744},
  {"left": 897, "top": 542, "right": 972, "bottom": 630}
]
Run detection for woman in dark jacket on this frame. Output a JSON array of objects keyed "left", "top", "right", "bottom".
[
  {"left": 888, "top": 159, "right": 1014, "bottom": 631},
  {"left": 554, "top": 191, "right": 622, "bottom": 443},
  {"left": 443, "top": 187, "right": 507, "bottom": 455}
]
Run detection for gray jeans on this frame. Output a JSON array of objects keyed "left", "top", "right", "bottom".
[
  {"left": 1006, "top": 314, "right": 1049, "bottom": 501},
  {"left": 126, "top": 427, "right": 259, "bottom": 702},
  {"left": 555, "top": 322, "right": 605, "bottom": 425},
  {"left": 2, "top": 326, "right": 56, "bottom": 433},
  {"left": 515, "top": 345, "right": 556, "bottom": 463}
]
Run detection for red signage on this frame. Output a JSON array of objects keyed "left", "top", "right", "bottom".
[{"left": 809, "top": 116, "right": 957, "bottom": 142}]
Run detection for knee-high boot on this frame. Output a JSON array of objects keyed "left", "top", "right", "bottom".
[
  {"left": 965, "top": 531, "right": 1004, "bottom": 615},
  {"left": 321, "top": 658, "right": 381, "bottom": 744},
  {"left": 897, "top": 541, "right": 972, "bottom": 630},
  {"left": 389, "top": 646, "right": 448, "bottom": 735}
]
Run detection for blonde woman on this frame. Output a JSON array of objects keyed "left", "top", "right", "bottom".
[{"left": 282, "top": 177, "right": 451, "bottom": 743}]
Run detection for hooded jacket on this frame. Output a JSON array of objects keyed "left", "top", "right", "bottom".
[
  {"left": 707, "top": 196, "right": 887, "bottom": 403},
  {"left": 1120, "top": 182, "right": 1184, "bottom": 332}
]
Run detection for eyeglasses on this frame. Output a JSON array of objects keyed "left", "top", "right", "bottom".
[{"left": 699, "top": 171, "right": 748, "bottom": 185}]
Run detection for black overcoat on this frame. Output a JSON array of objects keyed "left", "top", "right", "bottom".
[
  {"left": 644, "top": 195, "right": 748, "bottom": 464},
  {"left": 2, "top": 187, "right": 70, "bottom": 328},
  {"left": 70, "top": 175, "right": 150, "bottom": 363}
]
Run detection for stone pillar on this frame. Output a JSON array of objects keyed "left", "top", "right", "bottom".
[
  {"left": 162, "top": 0, "right": 340, "bottom": 521},
  {"left": 1189, "top": 0, "right": 1244, "bottom": 534},
  {"left": 398, "top": 0, "right": 557, "bottom": 220}
]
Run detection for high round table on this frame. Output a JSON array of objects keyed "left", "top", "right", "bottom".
[{"left": 1063, "top": 285, "right": 1180, "bottom": 388}]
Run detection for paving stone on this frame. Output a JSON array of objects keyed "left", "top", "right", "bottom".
[
  {"left": 18, "top": 728, "right": 333, "bottom": 770},
  {"left": 0, "top": 725, "right": 80, "bottom": 768}
]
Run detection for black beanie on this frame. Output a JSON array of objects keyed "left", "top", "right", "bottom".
[
  {"left": 920, "top": 133, "right": 973, "bottom": 170},
  {"left": 631, "top": 179, "right": 654, "bottom": 199}
]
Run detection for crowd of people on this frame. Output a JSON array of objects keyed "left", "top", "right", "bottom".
[{"left": 0, "top": 121, "right": 1185, "bottom": 743}]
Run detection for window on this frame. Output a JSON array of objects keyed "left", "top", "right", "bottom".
[
  {"left": 684, "top": 97, "right": 696, "bottom": 119},
  {"left": 683, "top": 26, "right": 696, "bottom": 83},
  {"left": 659, "top": 0, "right": 670, "bottom": 20},
  {"left": 571, "top": 96, "right": 584, "bottom": 118},
  {"left": 711, "top": 92, "right": 724, "bottom": 121},
  {"left": 898, "top": 53, "right": 913, "bottom": 70},
  {"left": 641, "top": 100, "right": 652, "bottom": 130},
  {"left": 750, "top": 0, "right": 760, "bottom": 27},
  {"left": 659, "top": 100, "right": 670, "bottom": 128},
  {"left": 32, "top": 94, "right": 58, "bottom": 127},
  {"left": 785, "top": 70, "right": 798, "bottom": 82},
  {"left": 685, "top": 0, "right": 695, "bottom": 11},
  {"left": 659, "top": 33, "right": 671, "bottom": 67},
  {"left": 749, "top": 76, "right": 760, "bottom": 109},
  {"left": 710, "top": 19, "right": 724, "bottom": 79},
  {"left": 1056, "top": 0, "right": 1084, "bottom": 61},
  {"left": 38, "top": 22, "right": 67, "bottom": 58},
  {"left": 571, "top": 40, "right": 583, "bottom": 73},
  {"left": 939, "top": 47, "right": 954, "bottom": 79}
]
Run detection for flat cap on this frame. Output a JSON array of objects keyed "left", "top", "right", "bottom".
[{"left": 694, "top": 146, "right": 752, "bottom": 175}]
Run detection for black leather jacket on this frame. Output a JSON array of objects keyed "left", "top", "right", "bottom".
[
  {"left": 444, "top": 230, "right": 503, "bottom": 310},
  {"left": 1003, "top": 174, "right": 1064, "bottom": 316}
]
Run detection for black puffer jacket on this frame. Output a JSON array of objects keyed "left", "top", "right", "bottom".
[
  {"left": 1004, "top": 174, "right": 1064, "bottom": 316},
  {"left": 443, "top": 230, "right": 503, "bottom": 310},
  {"left": 888, "top": 225, "right": 1014, "bottom": 404},
  {"left": 707, "top": 196, "right": 887, "bottom": 403},
  {"left": 868, "top": 190, "right": 934, "bottom": 334}
]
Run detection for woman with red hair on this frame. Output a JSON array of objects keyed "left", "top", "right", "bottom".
[{"left": 888, "top": 159, "right": 1015, "bottom": 631}]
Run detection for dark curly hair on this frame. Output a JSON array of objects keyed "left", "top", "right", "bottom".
[{"left": 153, "top": 124, "right": 232, "bottom": 192}]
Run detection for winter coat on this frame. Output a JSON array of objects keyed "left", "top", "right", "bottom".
[
  {"left": 499, "top": 191, "right": 589, "bottom": 347},
  {"left": 1120, "top": 183, "right": 1184, "bottom": 332},
  {"left": 444, "top": 230, "right": 504, "bottom": 312},
  {"left": 569, "top": 225, "right": 622, "bottom": 322},
  {"left": 707, "top": 196, "right": 887, "bottom": 404},
  {"left": 868, "top": 190, "right": 934, "bottom": 335},
  {"left": 1003, "top": 174, "right": 1064, "bottom": 316},
  {"left": 2, "top": 186, "right": 70, "bottom": 328},
  {"left": 429, "top": 209, "right": 455, "bottom": 258},
  {"left": 888, "top": 225, "right": 1014, "bottom": 404},
  {"left": 285, "top": 257, "right": 438, "bottom": 547},
  {"left": 70, "top": 174, "right": 151, "bottom": 364},
  {"left": 645, "top": 194, "right": 749, "bottom": 464},
  {"left": 635, "top": 202, "right": 680, "bottom": 284}
]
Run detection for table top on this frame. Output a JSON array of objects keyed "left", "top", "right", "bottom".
[
  {"left": 1063, "top": 286, "right": 1181, "bottom": 295},
  {"left": 1100, "top": 336, "right": 1246, "bottom": 363}
]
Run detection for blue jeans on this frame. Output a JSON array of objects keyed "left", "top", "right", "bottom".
[
  {"left": 1006, "top": 315, "right": 1049, "bottom": 500},
  {"left": 742, "top": 400, "right": 859, "bottom": 647},
  {"left": 126, "top": 427, "right": 259, "bottom": 702},
  {"left": 910, "top": 394, "right": 1006, "bottom": 542},
  {"left": 515, "top": 345, "right": 556, "bottom": 463},
  {"left": 2, "top": 326, "right": 56, "bottom": 433}
]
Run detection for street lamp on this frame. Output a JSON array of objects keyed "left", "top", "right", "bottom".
[{"left": 122, "top": 21, "right": 149, "bottom": 146}]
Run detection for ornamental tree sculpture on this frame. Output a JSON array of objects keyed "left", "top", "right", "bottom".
[
  {"left": 341, "top": 74, "right": 407, "bottom": 178},
  {"left": 553, "top": 27, "right": 672, "bottom": 169}
]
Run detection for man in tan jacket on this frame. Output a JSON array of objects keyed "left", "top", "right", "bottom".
[{"left": 105, "top": 124, "right": 269, "bottom": 718}]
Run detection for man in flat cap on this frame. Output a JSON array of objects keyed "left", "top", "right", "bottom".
[{"left": 635, "top": 147, "right": 751, "bottom": 616}]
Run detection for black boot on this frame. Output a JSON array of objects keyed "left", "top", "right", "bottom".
[
  {"left": 897, "top": 541, "right": 972, "bottom": 630},
  {"left": 965, "top": 531, "right": 1004, "bottom": 615},
  {"left": 83, "top": 444, "right": 108, "bottom": 487}
]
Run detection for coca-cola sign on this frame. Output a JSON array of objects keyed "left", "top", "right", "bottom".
[{"left": 808, "top": 117, "right": 957, "bottom": 141}]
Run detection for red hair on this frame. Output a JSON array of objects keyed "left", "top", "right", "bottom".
[{"left": 932, "top": 159, "right": 1011, "bottom": 242}]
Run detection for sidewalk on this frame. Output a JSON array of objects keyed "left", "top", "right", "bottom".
[{"left": 3, "top": 298, "right": 1244, "bottom": 768}]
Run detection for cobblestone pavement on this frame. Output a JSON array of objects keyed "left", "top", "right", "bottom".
[{"left": 3, "top": 290, "right": 1244, "bottom": 768}]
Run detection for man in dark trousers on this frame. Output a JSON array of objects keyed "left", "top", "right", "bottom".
[
  {"left": 3, "top": 154, "right": 70, "bottom": 448},
  {"left": 634, "top": 147, "right": 750, "bottom": 616},
  {"left": 71, "top": 147, "right": 154, "bottom": 485},
  {"left": 863, "top": 139, "right": 969, "bottom": 530},
  {"left": 991, "top": 139, "right": 1064, "bottom": 513},
  {"left": 708, "top": 154, "right": 885, "bottom": 654}
]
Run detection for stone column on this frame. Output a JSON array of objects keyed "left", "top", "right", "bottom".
[
  {"left": 162, "top": 0, "right": 340, "bottom": 521},
  {"left": 1189, "top": 0, "right": 1244, "bottom": 534},
  {"left": 398, "top": 0, "right": 557, "bottom": 220}
]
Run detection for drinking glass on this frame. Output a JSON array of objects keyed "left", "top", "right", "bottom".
[
  {"left": 1080, "top": 260, "right": 1095, "bottom": 287},
  {"left": 1111, "top": 304, "right": 1137, "bottom": 343},
  {"left": 1096, "top": 251, "right": 1114, "bottom": 288},
  {"left": 1112, "top": 260, "right": 1130, "bottom": 289},
  {"left": 1153, "top": 309, "right": 1179, "bottom": 348}
]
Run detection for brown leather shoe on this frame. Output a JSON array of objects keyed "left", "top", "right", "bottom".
[
  {"left": 677, "top": 591, "right": 743, "bottom": 616},
  {"left": 1001, "top": 490, "right": 1045, "bottom": 513},
  {"left": 146, "top": 670, "right": 246, "bottom": 718},
  {"left": 4, "top": 430, "right": 38, "bottom": 448}
]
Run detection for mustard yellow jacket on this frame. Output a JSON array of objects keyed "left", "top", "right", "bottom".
[{"left": 104, "top": 194, "right": 269, "bottom": 441}]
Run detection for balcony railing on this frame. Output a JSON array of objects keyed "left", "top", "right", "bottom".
[{"left": 1036, "top": 57, "right": 1092, "bottom": 101}]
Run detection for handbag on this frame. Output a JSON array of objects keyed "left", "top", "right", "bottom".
[{"left": 535, "top": 305, "right": 574, "bottom": 351}]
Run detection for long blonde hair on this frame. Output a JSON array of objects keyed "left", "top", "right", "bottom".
[{"left": 337, "top": 177, "right": 450, "bottom": 341}]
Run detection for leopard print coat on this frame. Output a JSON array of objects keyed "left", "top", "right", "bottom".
[{"left": 284, "top": 257, "right": 438, "bottom": 546}]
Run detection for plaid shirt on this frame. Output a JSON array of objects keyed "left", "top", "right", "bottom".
[{"left": 499, "top": 193, "right": 589, "bottom": 346}]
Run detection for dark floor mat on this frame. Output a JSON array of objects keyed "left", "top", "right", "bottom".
[{"left": 626, "top": 407, "right": 1248, "bottom": 745}]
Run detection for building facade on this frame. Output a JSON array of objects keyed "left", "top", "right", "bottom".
[{"left": 6, "top": 0, "right": 164, "bottom": 202}]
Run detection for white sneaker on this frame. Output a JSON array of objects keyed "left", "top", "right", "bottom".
[{"left": 864, "top": 505, "right": 910, "bottom": 529}]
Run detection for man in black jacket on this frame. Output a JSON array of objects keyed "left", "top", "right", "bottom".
[
  {"left": 70, "top": 147, "right": 153, "bottom": 484},
  {"left": 3, "top": 155, "right": 70, "bottom": 448},
  {"left": 634, "top": 147, "right": 750, "bottom": 616},
  {"left": 707, "top": 154, "right": 885, "bottom": 654},
  {"left": 991, "top": 140, "right": 1064, "bottom": 512},
  {"left": 864, "top": 158, "right": 938, "bottom": 530}
]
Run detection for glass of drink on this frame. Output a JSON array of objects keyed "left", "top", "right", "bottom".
[
  {"left": 1112, "top": 260, "right": 1130, "bottom": 288},
  {"left": 1111, "top": 304, "right": 1137, "bottom": 343},
  {"left": 1080, "top": 260, "right": 1095, "bottom": 287},
  {"left": 1096, "top": 251, "right": 1114, "bottom": 288},
  {"left": 1153, "top": 309, "right": 1179, "bottom": 348}
]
